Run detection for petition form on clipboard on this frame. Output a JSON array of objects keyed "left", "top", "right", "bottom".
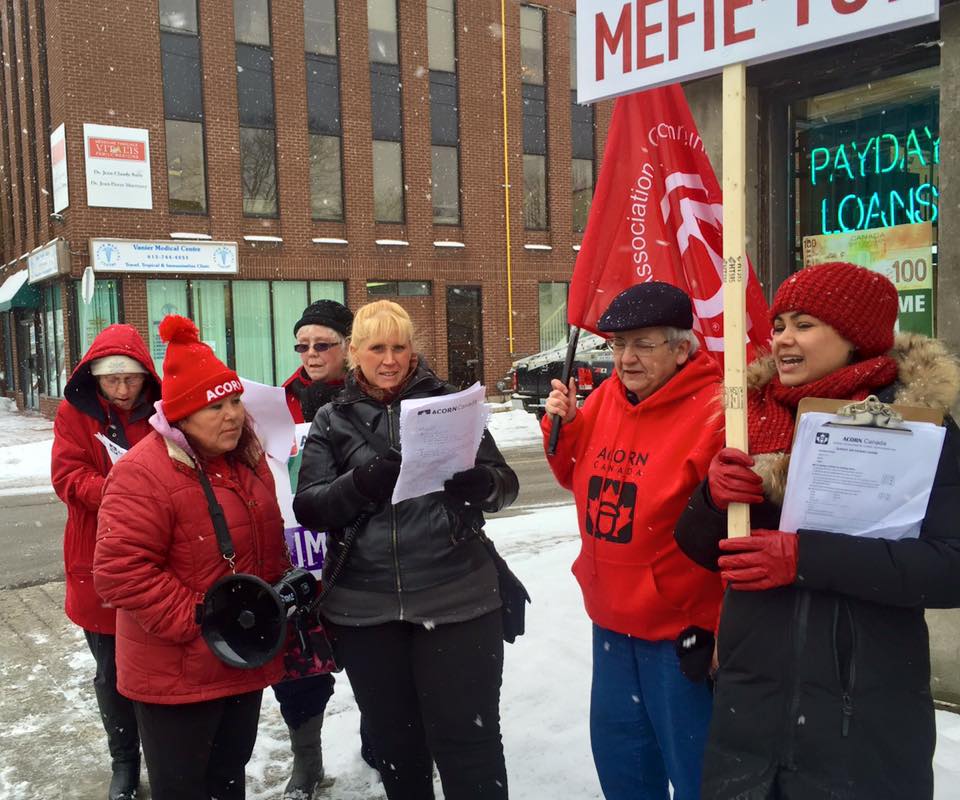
[{"left": 779, "top": 410, "right": 945, "bottom": 540}]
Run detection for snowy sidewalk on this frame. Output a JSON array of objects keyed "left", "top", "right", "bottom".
[{"left": 2, "top": 505, "right": 960, "bottom": 798}]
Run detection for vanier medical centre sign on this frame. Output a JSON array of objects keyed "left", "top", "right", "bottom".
[{"left": 578, "top": 0, "right": 939, "bottom": 103}]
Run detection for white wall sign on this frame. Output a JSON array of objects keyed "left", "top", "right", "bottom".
[
  {"left": 50, "top": 123, "right": 69, "bottom": 213},
  {"left": 90, "top": 239, "right": 239, "bottom": 274},
  {"left": 578, "top": 0, "right": 939, "bottom": 103},
  {"left": 27, "top": 239, "right": 65, "bottom": 284},
  {"left": 83, "top": 123, "right": 153, "bottom": 209}
]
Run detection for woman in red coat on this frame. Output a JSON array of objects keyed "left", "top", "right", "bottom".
[
  {"left": 51, "top": 323, "right": 160, "bottom": 800},
  {"left": 94, "top": 316, "right": 289, "bottom": 800}
]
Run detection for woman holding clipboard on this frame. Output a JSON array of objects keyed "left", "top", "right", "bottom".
[{"left": 675, "top": 262, "right": 960, "bottom": 800}]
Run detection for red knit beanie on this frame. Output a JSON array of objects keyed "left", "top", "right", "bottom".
[
  {"left": 158, "top": 315, "right": 243, "bottom": 422},
  {"left": 770, "top": 262, "right": 899, "bottom": 358}
]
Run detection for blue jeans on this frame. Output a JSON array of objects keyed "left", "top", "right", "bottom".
[{"left": 590, "top": 625, "right": 712, "bottom": 800}]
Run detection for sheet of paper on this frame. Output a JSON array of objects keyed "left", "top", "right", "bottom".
[
  {"left": 392, "top": 383, "right": 490, "bottom": 504},
  {"left": 94, "top": 432, "right": 127, "bottom": 465},
  {"left": 239, "top": 378, "right": 296, "bottom": 462},
  {"left": 780, "top": 412, "right": 945, "bottom": 540}
]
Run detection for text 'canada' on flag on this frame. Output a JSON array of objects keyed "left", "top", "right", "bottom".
[{"left": 567, "top": 84, "right": 770, "bottom": 360}]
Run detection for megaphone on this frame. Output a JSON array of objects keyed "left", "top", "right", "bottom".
[{"left": 201, "top": 568, "right": 317, "bottom": 669}]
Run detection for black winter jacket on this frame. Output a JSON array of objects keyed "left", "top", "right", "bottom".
[
  {"left": 675, "top": 334, "right": 960, "bottom": 800},
  {"left": 293, "top": 363, "right": 519, "bottom": 626}
]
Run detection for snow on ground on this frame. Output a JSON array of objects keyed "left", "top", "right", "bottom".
[
  {"left": 0, "top": 399, "right": 54, "bottom": 495},
  {"left": 486, "top": 404, "right": 543, "bottom": 449}
]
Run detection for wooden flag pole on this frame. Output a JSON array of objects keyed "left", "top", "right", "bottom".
[{"left": 722, "top": 63, "right": 750, "bottom": 539}]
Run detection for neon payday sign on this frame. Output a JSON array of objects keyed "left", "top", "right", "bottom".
[{"left": 810, "top": 126, "right": 939, "bottom": 235}]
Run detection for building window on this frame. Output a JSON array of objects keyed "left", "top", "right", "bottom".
[
  {"left": 74, "top": 279, "right": 120, "bottom": 357},
  {"left": 368, "top": 0, "right": 404, "bottom": 223},
  {"left": 160, "top": 0, "right": 207, "bottom": 214},
  {"left": 428, "top": 0, "right": 460, "bottom": 225},
  {"left": 521, "top": 5, "right": 547, "bottom": 230},
  {"left": 235, "top": 0, "right": 279, "bottom": 216},
  {"left": 41, "top": 284, "right": 66, "bottom": 397},
  {"left": 366, "top": 280, "right": 431, "bottom": 297},
  {"left": 2, "top": 314, "right": 14, "bottom": 394},
  {"left": 306, "top": 0, "right": 343, "bottom": 221},
  {"left": 792, "top": 67, "right": 939, "bottom": 336},
  {"left": 538, "top": 282, "right": 568, "bottom": 350},
  {"left": 271, "top": 280, "right": 346, "bottom": 381},
  {"left": 570, "top": 16, "right": 594, "bottom": 232},
  {"left": 232, "top": 281, "right": 273, "bottom": 384}
]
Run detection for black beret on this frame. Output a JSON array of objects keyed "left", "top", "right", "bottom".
[
  {"left": 597, "top": 282, "right": 693, "bottom": 333},
  {"left": 294, "top": 300, "right": 353, "bottom": 337}
]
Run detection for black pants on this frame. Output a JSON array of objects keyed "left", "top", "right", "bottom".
[
  {"left": 133, "top": 690, "right": 262, "bottom": 800},
  {"left": 83, "top": 631, "right": 140, "bottom": 767},
  {"left": 331, "top": 610, "right": 507, "bottom": 800}
]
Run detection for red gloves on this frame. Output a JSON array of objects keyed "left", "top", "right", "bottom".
[
  {"left": 707, "top": 448, "right": 764, "bottom": 510},
  {"left": 718, "top": 529, "right": 799, "bottom": 591}
]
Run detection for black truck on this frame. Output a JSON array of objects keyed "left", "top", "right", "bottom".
[{"left": 497, "top": 332, "right": 614, "bottom": 419}]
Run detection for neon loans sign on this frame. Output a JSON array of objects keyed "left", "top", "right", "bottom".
[{"left": 810, "top": 126, "right": 939, "bottom": 235}]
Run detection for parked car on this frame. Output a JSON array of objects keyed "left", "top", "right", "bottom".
[{"left": 497, "top": 332, "right": 614, "bottom": 420}]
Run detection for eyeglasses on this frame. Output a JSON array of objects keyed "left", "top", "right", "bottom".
[
  {"left": 294, "top": 342, "right": 340, "bottom": 353},
  {"left": 609, "top": 338, "right": 671, "bottom": 354},
  {"left": 98, "top": 375, "right": 146, "bottom": 389}
]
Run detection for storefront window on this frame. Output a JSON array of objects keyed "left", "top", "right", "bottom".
[
  {"left": 538, "top": 282, "right": 568, "bottom": 350},
  {"left": 75, "top": 279, "right": 121, "bottom": 357},
  {"left": 232, "top": 281, "right": 274, "bottom": 384},
  {"left": 147, "top": 279, "right": 190, "bottom": 374},
  {"left": 793, "top": 67, "right": 939, "bottom": 335},
  {"left": 1, "top": 315, "right": 13, "bottom": 394},
  {"left": 191, "top": 281, "right": 230, "bottom": 365},
  {"left": 41, "top": 285, "right": 66, "bottom": 397}
]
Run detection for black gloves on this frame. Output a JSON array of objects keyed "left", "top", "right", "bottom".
[
  {"left": 353, "top": 450, "right": 402, "bottom": 503},
  {"left": 444, "top": 466, "right": 495, "bottom": 505}
]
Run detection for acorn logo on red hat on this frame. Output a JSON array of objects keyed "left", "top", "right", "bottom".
[{"left": 158, "top": 315, "right": 243, "bottom": 422}]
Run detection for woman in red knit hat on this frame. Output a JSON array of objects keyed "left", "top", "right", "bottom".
[
  {"left": 676, "top": 262, "right": 960, "bottom": 800},
  {"left": 93, "top": 315, "right": 290, "bottom": 800}
]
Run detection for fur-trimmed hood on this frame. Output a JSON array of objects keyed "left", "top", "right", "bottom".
[{"left": 750, "top": 333, "right": 960, "bottom": 504}]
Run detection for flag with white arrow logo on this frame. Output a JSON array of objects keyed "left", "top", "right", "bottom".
[{"left": 567, "top": 84, "right": 770, "bottom": 361}]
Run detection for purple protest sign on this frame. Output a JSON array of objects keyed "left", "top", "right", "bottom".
[{"left": 284, "top": 526, "right": 325, "bottom": 578}]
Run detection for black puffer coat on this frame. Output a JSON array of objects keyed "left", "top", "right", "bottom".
[
  {"left": 294, "top": 363, "right": 519, "bottom": 626},
  {"left": 675, "top": 334, "right": 960, "bottom": 800}
]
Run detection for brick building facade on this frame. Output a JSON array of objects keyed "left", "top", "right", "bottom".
[{"left": 0, "top": 0, "right": 613, "bottom": 415}]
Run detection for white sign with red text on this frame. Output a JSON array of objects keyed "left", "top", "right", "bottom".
[
  {"left": 82, "top": 123, "right": 153, "bottom": 209},
  {"left": 578, "top": 0, "right": 939, "bottom": 103},
  {"left": 50, "top": 123, "right": 69, "bottom": 213}
]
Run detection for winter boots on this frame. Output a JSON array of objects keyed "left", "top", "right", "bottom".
[
  {"left": 108, "top": 758, "right": 140, "bottom": 800},
  {"left": 283, "top": 714, "right": 325, "bottom": 800}
]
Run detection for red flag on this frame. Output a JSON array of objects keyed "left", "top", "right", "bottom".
[{"left": 568, "top": 85, "right": 771, "bottom": 359}]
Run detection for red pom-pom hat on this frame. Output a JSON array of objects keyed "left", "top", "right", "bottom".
[{"left": 158, "top": 315, "right": 243, "bottom": 422}]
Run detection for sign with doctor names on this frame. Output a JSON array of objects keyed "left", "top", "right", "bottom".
[{"left": 83, "top": 123, "right": 153, "bottom": 209}]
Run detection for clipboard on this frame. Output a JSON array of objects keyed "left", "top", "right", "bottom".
[
  {"left": 782, "top": 397, "right": 946, "bottom": 539},
  {"left": 793, "top": 397, "right": 943, "bottom": 446}
]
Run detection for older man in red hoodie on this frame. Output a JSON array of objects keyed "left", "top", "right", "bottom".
[
  {"left": 51, "top": 324, "right": 160, "bottom": 800},
  {"left": 543, "top": 283, "right": 724, "bottom": 800}
]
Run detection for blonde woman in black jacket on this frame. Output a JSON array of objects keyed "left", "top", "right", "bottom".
[{"left": 294, "top": 299, "right": 518, "bottom": 800}]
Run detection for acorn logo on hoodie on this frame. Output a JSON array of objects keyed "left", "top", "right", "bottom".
[{"left": 585, "top": 476, "right": 636, "bottom": 544}]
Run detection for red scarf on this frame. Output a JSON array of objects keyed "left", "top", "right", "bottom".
[{"left": 747, "top": 356, "right": 899, "bottom": 454}]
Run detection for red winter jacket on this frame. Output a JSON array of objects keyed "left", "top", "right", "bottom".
[
  {"left": 93, "top": 423, "right": 289, "bottom": 704},
  {"left": 282, "top": 368, "right": 311, "bottom": 423},
  {"left": 543, "top": 351, "right": 725, "bottom": 641},
  {"left": 51, "top": 325, "right": 160, "bottom": 634}
]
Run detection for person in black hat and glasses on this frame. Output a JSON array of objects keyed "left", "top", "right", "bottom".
[
  {"left": 543, "top": 282, "right": 725, "bottom": 800},
  {"left": 283, "top": 299, "right": 354, "bottom": 424}
]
